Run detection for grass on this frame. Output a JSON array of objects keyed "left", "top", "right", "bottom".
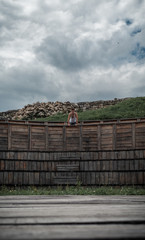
[
  {"left": 34, "top": 97, "right": 145, "bottom": 122},
  {"left": 0, "top": 185, "right": 145, "bottom": 196}
]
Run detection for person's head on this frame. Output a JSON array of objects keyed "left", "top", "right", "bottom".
[{"left": 71, "top": 107, "right": 75, "bottom": 113}]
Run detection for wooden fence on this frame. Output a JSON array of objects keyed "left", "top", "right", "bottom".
[
  {"left": 0, "top": 118, "right": 145, "bottom": 151},
  {"left": 0, "top": 118, "right": 145, "bottom": 186},
  {"left": 0, "top": 149, "right": 145, "bottom": 186}
]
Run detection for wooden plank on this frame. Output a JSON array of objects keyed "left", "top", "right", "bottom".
[
  {"left": 23, "top": 172, "right": 29, "bottom": 185},
  {"left": 1, "top": 195, "right": 145, "bottom": 240},
  {"left": 18, "top": 172, "right": 23, "bottom": 185},
  {"left": 0, "top": 124, "right": 8, "bottom": 150},
  {"left": 56, "top": 164, "right": 79, "bottom": 171},
  {"left": 108, "top": 172, "right": 113, "bottom": 185},
  {"left": 98, "top": 125, "right": 101, "bottom": 150},
  {"left": 137, "top": 172, "right": 144, "bottom": 185},
  {"left": 112, "top": 172, "right": 119, "bottom": 185},
  {"left": 23, "top": 161, "right": 29, "bottom": 171},
  {"left": 3, "top": 172, "right": 9, "bottom": 185},
  {"left": 117, "top": 124, "right": 132, "bottom": 129},
  {"left": 135, "top": 122, "right": 145, "bottom": 128},
  {"left": 100, "top": 172, "right": 105, "bottom": 185},
  {"left": 13, "top": 172, "right": 18, "bottom": 185},
  {"left": 104, "top": 172, "right": 109, "bottom": 185},
  {"left": 95, "top": 172, "right": 100, "bottom": 185},
  {"left": 28, "top": 125, "right": 32, "bottom": 150},
  {"left": 46, "top": 172, "right": 51, "bottom": 184},
  {"left": 40, "top": 172, "right": 46, "bottom": 185},
  {"left": 113, "top": 124, "right": 116, "bottom": 150},
  {"left": 11, "top": 125, "right": 28, "bottom": 132},
  {"left": 119, "top": 172, "right": 125, "bottom": 185},
  {"left": 79, "top": 124, "right": 82, "bottom": 151},
  {"left": 8, "top": 124, "right": 11, "bottom": 150},
  {"left": 10, "top": 160, "right": 15, "bottom": 171},
  {"left": 90, "top": 172, "right": 95, "bottom": 185},
  {"left": 48, "top": 126, "right": 63, "bottom": 131},
  {"left": 29, "top": 172, "right": 34, "bottom": 185},
  {"left": 31, "top": 126, "right": 45, "bottom": 133},
  {"left": 131, "top": 172, "right": 137, "bottom": 185},
  {"left": 48, "top": 135, "right": 63, "bottom": 140},
  {"left": 45, "top": 124, "right": 48, "bottom": 151},
  {"left": 0, "top": 172, "right": 3, "bottom": 184},
  {"left": 0, "top": 160, "right": 5, "bottom": 170}
]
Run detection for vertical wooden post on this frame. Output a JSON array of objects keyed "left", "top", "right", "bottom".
[
  {"left": 63, "top": 125, "right": 66, "bottom": 151},
  {"left": 98, "top": 125, "right": 101, "bottom": 150},
  {"left": 79, "top": 123, "right": 82, "bottom": 151},
  {"left": 132, "top": 123, "right": 136, "bottom": 148},
  {"left": 8, "top": 124, "right": 11, "bottom": 150},
  {"left": 28, "top": 125, "right": 32, "bottom": 150},
  {"left": 45, "top": 123, "right": 48, "bottom": 151},
  {"left": 113, "top": 124, "right": 116, "bottom": 150}
]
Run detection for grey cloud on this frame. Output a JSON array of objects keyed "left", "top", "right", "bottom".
[
  {"left": 0, "top": 1, "right": 28, "bottom": 47},
  {"left": 0, "top": 0, "right": 25, "bottom": 28},
  {"left": 125, "top": 19, "right": 133, "bottom": 26},
  {"left": 34, "top": 0, "right": 145, "bottom": 71},
  {"left": 131, "top": 28, "right": 142, "bottom": 36},
  {"left": 0, "top": 0, "right": 145, "bottom": 111},
  {"left": 131, "top": 43, "right": 145, "bottom": 60},
  {"left": 36, "top": 36, "right": 100, "bottom": 71},
  {"left": 0, "top": 64, "right": 61, "bottom": 111}
]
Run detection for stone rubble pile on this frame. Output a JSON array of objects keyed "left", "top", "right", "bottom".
[{"left": 0, "top": 98, "right": 129, "bottom": 120}]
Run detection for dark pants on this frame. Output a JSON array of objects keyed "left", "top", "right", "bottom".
[{"left": 70, "top": 122, "right": 76, "bottom": 125}]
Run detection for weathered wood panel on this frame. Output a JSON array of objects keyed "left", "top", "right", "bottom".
[
  {"left": 101, "top": 125, "right": 113, "bottom": 150},
  {"left": 135, "top": 122, "right": 145, "bottom": 148},
  {"left": 48, "top": 126, "right": 64, "bottom": 152},
  {"left": 1, "top": 119, "right": 145, "bottom": 151},
  {"left": 116, "top": 124, "right": 132, "bottom": 149},
  {"left": 11, "top": 125, "right": 28, "bottom": 150},
  {"left": 66, "top": 126, "right": 80, "bottom": 151},
  {"left": 82, "top": 125, "right": 98, "bottom": 151},
  {"left": 0, "top": 150, "right": 144, "bottom": 186},
  {"left": 0, "top": 124, "right": 8, "bottom": 150},
  {"left": 31, "top": 126, "right": 46, "bottom": 151}
]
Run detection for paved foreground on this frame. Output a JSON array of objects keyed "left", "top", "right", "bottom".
[{"left": 0, "top": 195, "right": 145, "bottom": 239}]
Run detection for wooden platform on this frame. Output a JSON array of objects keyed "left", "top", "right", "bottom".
[{"left": 0, "top": 195, "right": 145, "bottom": 239}]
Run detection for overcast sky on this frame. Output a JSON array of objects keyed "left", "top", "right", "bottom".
[{"left": 0, "top": 0, "right": 145, "bottom": 111}]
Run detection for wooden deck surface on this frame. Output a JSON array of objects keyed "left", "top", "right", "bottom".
[{"left": 0, "top": 195, "right": 145, "bottom": 239}]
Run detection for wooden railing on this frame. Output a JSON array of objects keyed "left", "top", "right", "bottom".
[{"left": 0, "top": 118, "right": 145, "bottom": 151}]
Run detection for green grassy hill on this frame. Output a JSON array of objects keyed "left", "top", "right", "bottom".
[{"left": 35, "top": 97, "right": 145, "bottom": 122}]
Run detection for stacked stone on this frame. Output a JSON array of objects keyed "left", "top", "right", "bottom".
[{"left": 0, "top": 98, "right": 129, "bottom": 120}]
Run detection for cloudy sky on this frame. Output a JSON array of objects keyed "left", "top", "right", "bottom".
[{"left": 0, "top": 0, "right": 145, "bottom": 111}]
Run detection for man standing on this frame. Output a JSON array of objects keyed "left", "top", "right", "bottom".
[{"left": 67, "top": 107, "right": 78, "bottom": 126}]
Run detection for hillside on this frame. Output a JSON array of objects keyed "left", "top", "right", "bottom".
[
  {"left": 0, "top": 97, "right": 128, "bottom": 120},
  {"left": 35, "top": 97, "right": 145, "bottom": 122},
  {"left": 0, "top": 97, "right": 145, "bottom": 121}
]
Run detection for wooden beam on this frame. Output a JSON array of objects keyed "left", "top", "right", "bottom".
[
  {"left": 63, "top": 125, "right": 66, "bottom": 151},
  {"left": 98, "top": 125, "right": 101, "bottom": 150},
  {"left": 28, "top": 125, "right": 31, "bottom": 150},
  {"left": 132, "top": 123, "right": 136, "bottom": 148},
  {"left": 113, "top": 124, "right": 116, "bottom": 150},
  {"left": 8, "top": 124, "right": 11, "bottom": 150},
  {"left": 79, "top": 124, "right": 82, "bottom": 151},
  {"left": 45, "top": 123, "right": 48, "bottom": 150}
]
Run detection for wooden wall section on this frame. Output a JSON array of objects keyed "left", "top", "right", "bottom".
[
  {"left": 0, "top": 150, "right": 144, "bottom": 186},
  {"left": 0, "top": 118, "right": 145, "bottom": 151}
]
